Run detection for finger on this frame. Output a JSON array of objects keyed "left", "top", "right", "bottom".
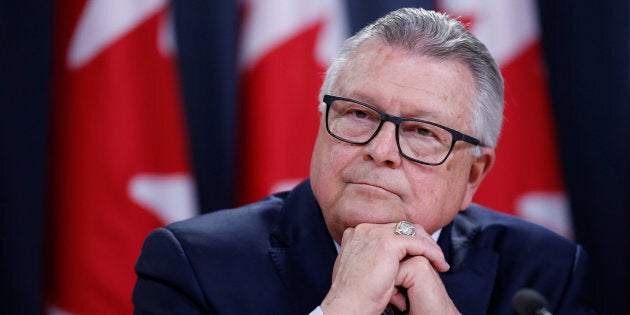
[
  {"left": 342, "top": 222, "right": 449, "bottom": 272},
  {"left": 325, "top": 225, "right": 401, "bottom": 314},
  {"left": 396, "top": 256, "right": 459, "bottom": 314},
  {"left": 388, "top": 223, "right": 450, "bottom": 272},
  {"left": 397, "top": 256, "right": 440, "bottom": 286},
  {"left": 389, "top": 287, "right": 408, "bottom": 313},
  {"left": 338, "top": 227, "right": 355, "bottom": 254},
  {"left": 332, "top": 227, "right": 355, "bottom": 279}
]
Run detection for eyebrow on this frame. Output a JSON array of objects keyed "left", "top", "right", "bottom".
[{"left": 345, "top": 92, "right": 443, "bottom": 121}]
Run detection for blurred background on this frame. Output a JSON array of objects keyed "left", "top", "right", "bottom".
[{"left": 1, "top": 0, "right": 628, "bottom": 314}]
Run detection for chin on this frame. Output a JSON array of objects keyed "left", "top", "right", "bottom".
[{"left": 338, "top": 198, "right": 405, "bottom": 225}]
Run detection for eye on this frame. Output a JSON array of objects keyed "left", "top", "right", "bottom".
[
  {"left": 351, "top": 109, "right": 369, "bottom": 119},
  {"left": 400, "top": 121, "right": 445, "bottom": 142},
  {"left": 415, "top": 127, "right": 434, "bottom": 137}
]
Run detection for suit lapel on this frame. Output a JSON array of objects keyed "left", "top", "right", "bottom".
[
  {"left": 268, "top": 180, "right": 337, "bottom": 313},
  {"left": 439, "top": 210, "right": 499, "bottom": 314}
]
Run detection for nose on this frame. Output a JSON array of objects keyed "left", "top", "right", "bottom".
[{"left": 363, "top": 121, "right": 402, "bottom": 168}]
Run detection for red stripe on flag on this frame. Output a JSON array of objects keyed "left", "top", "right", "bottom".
[
  {"left": 474, "top": 41, "right": 565, "bottom": 211},
  {"left": 238, "top": 22, "right": 327, "bottom": 204},
  {"left": 47, "top": 2, "right": 194, "bottom": 313},
  {"left": 436, "top": 0, "right": 571, "bottom": 236}
]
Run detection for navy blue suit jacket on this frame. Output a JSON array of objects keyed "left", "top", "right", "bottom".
[{"left": 133, "top": 180, "right": 593, "bottom": 314}]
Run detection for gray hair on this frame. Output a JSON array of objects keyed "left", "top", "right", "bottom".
[{"left": 320, "top": 8, "right": 504, "bottom": 152}]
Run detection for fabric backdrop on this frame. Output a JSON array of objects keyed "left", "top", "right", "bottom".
[{"left": 0, "top": 0, "right": 627, "bottom": 314}]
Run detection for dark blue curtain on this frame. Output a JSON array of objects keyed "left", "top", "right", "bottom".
[
  {"left": 538, "top": 0, "right": 629, "bottom": 313},
  {"left": 0, "top": 0, "right": 627, "bottom": 313},
  {"left": 0, "top": 1, "right": 52, "bottom": 314},
  {"left": 172, "top": 0, "right": 240, "bottom": 212}
]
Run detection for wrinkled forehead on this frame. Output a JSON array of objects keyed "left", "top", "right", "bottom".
[
  {"left": 336, "top": 38, "right": 474, "bottom": 90},
  {"left": 332, "top": 40, "right": 477, "bottom": 130}
]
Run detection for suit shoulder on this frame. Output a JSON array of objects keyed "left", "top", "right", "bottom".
[
  {"left": 164, "top": 194, "right": 287, "bottom": 245},
  {"left": 452, "top": 206, "right": 592, "bottom": 314},
  {"left": 460, "top": 205, "right": 577, "bottom": 251}
]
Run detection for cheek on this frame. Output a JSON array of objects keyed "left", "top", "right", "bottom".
[
  {"left": 311, "top": 135, "right": 352, "bottom": 198},
  {"left": 311, "top": 132, "right": 357, "bottom": 177},
  {"left": 405, "top": 185, "right": 460, "bottom": 233},
  {"left": 404, "top": 163, "right": 469, "bottom": 231}
]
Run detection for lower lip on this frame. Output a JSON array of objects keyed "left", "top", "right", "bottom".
[{"left": 352, "top": 183, "right": 393, "bottom": 194}]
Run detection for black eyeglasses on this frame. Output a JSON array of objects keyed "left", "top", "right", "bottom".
[{"left": 323, "top": 95, "right": 484, "bottom": 166}]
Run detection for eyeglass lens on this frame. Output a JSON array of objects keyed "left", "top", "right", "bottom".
[{"left": 326, "top": 98, "right": 454, "bottom": 164}]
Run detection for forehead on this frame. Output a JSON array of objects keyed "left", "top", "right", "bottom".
[{"left": 334, "top": 40, "right": 476, "bottom": 126}]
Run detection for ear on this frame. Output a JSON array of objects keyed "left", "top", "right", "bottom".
[
  {"left": 460, "top": 147, "right": 495, "bottom": 210},
  {"left": 317, "top": 101, "right": 326, "bottom": 115}
]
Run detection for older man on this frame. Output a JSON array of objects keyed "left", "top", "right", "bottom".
[{"left": 133, "top": 8, "right": 592, "bottom": 314}]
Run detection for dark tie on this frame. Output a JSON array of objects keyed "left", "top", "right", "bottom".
[{"left": 383, "top": 304, "right": 407, "bottom": 315}]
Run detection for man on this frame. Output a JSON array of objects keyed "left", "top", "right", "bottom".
[{"left": 133, "top": 8, "right": 592, "bottom": 314}]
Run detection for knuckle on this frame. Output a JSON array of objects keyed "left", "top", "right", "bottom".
[
  {"left": 353, "top": 223, "right": 370, "bottom": 233},
  {"left": 414, "top": 225, "right": 427, "bottom": 234},
  {"left": 342, "top": 227, "right": 354, "bottom": 239},
  {"left": 410, "top": 255, "right": 433, "bottom": 271}
]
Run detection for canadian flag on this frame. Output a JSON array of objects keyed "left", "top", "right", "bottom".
[
  {"left": 47, "top": 0, "right": 197, "bottom": 314},
  {"left": 436, "top": 1, "right": 572, "bottom": 236},
  {"left": 237, "top": 0, "right": 347, "bottom": 204}
]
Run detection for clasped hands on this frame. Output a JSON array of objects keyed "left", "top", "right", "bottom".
[{"left": 321, "top": 223, "right": 460, "bottom": 315}]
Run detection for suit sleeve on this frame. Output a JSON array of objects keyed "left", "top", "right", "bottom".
[
  {"left": 132, "top": 227, "right": 213, "bottom": 314},
  {"left": 556, "top": 244, "right": 595, "bottom": 315}
]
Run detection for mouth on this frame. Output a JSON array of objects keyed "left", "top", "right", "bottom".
[{"left": 350, "top": 181, "right": 398, "bottom": 196}]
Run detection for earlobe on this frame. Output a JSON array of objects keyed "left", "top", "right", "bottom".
[{"left": 460, "top": 148, "right": 495, "bottom": 209}]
